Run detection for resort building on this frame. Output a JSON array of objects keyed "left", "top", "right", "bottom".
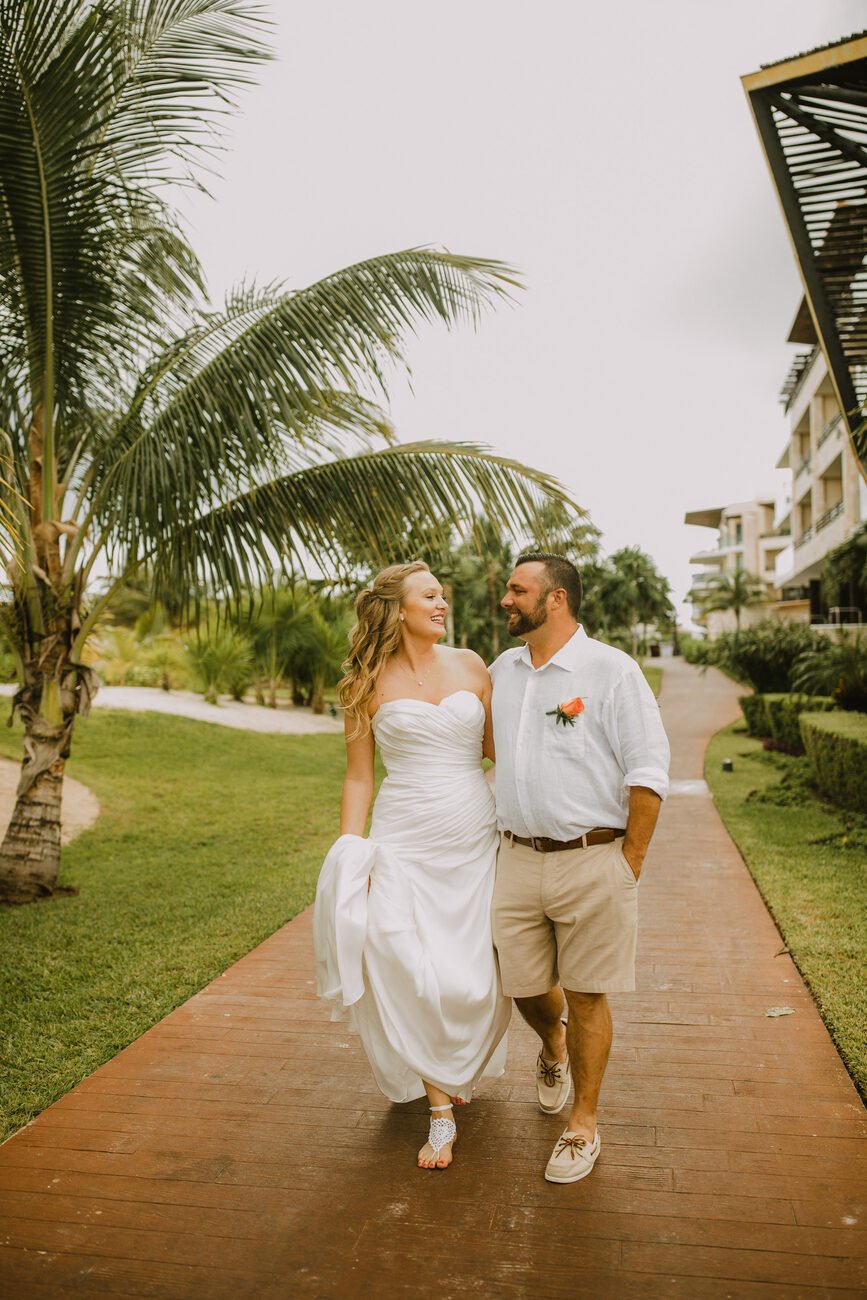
[
  {"left": 773, "top": 303, "right": 867, "bottom": 625},
  {"left": 685, "top": 499, "right": 785, "bottom": 637},
  {"left": 741, "top": 33, "right": 867, "bottom": 628}
]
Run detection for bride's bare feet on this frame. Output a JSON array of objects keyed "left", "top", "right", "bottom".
[{"left": 418, "top": 1105, "right": 456, "bottom": 1170}]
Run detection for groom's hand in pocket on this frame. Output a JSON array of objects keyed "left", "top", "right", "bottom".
[{"left": 623, "top": 785, "right": 663, "bottom": 881}]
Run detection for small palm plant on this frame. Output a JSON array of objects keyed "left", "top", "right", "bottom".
[
  {"left": 0, "top": 0, "right": 571, "bottom": 901},
  {"left": 188, "top": 629, "right": 254, "bottom": 704}
]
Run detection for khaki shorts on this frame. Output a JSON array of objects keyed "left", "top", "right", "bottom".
[{"left": 492, "top": 835, "right": 638, "bottom": 996}]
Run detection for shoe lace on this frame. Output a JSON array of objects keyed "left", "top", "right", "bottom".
[
  {"left": 554, "top": 1134, "right": 589, "bottom": 1160},
  {"left": 538, "top": 1055, "right": 564, "bottom": 1087}
]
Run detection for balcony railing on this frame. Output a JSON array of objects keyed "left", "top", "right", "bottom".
[
  {"left": 818, "top": 412, "right": 842, "bottom": 448},
  {"left": 816, "top": 501, "right": 844, "bottom": 532},
  {"left": 795, "top": 526, "right": 814, "bottom": 548},
  {"left": 795, "top": 457, "right": 811, "bottom": 478}
]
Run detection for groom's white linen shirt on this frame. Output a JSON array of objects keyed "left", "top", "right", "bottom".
[{"left": 489, "top": 626, "right": 670, "bottom": 839}]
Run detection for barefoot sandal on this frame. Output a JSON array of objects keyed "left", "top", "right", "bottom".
[{"left": 427, "top": 1104, "right": 457, "bottom": 1160}]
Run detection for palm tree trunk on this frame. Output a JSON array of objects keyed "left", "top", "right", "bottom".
[
  {"left": 0, "top": 749, "right": 65, "bottom": 902},
  {"left": 0, "top": 682, "right": 76, "bottom": 903}
]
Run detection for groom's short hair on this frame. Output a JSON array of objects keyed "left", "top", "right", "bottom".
[{"left": 514, "top": 552, "right": 582, "bottom": 619}]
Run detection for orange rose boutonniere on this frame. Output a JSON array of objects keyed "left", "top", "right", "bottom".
[{"left": 546, "top": 696, "right": 587, "bottom": 727}]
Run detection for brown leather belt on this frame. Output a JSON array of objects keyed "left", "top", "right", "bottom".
[{"left": 503, "top": 828, "right": 625, "bottom": 854}]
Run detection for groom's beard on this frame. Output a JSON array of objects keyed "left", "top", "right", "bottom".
[{"left": 506, "top": 596, "right": 549, "bottom": 638}]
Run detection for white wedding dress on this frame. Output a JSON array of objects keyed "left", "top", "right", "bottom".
[{"left": 313, "top": 689, "right": 511, "bottom": 1102}]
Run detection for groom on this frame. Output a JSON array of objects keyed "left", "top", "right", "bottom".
[{"left": 489, "top": 553, "right": 670, "bottom": 1183}]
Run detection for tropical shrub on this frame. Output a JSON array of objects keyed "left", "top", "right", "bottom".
[
  {"left": 188, "top": 631, "right": 254, "bottom": 704},
  {"left": 791, "top": 633, "right": 867, "bottom": 712},
  {"left": 712, "top": 621, "right": 828, "bottom": 692},
  {"left": 800, "top": 711, "right": 867, "bottom": 814}
]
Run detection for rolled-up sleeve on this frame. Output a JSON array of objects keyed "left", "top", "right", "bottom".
[{"left": 608, "top": 668, "right": 670, "bottom": 801}]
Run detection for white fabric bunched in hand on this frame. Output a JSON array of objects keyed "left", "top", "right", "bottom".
[{"left": 313, "top": 833, "right": 376, "bottom": 1012}]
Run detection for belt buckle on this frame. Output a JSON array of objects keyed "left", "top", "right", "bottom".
[{"left": 531, "top": 836, "right": 547, "bottom": 853}]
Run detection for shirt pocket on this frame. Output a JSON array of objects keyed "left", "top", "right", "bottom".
[{"left": 547, "top": 710, "right": 586, "bottom": 759}]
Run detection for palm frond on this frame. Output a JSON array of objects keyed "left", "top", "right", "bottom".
[
  {"left": 97, "top": 0, "right": 272, "bottom": 187},
  {"left": 144, "top": 441, "right": 575, "bottom": 608},
  {"left": 110, "top": 249, "right": 519, "bottom": 447},
  {"left": 0, "top": 0, "right": 213, "bottom": 450},
  {"left": 90, "top": 249, "right": 519, "bottom": 542}
]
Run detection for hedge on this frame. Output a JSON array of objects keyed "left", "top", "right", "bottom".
[
  {"left": 738, "top": 694, "right": 766, "bottom": 737},
  {"left": 800, "top": 711, "right": 867, "bottom": 814},
  {"left": 739, "top": 693, "right": 836, "bottom": 750},
  {"left": 764, "top": 693, "right": 836, "bottom": 752}
]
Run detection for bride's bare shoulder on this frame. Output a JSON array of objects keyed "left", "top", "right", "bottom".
[{"left": 437, "top": 644, "right": 491, "bottom": 683}]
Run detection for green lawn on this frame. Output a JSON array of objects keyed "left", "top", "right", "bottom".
[
  {"left": 0, "top": 711, "right": 345, "bottom": 1140},
  {"left": 642, "top": 664, "right": 663, "bottom": 698},
  {"left": 706, "top": 722, "right": 867, "bottom": 1098}
]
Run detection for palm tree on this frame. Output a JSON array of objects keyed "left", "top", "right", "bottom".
[
  {"left": 602, "top": 547, "right": 674, "bottom": 655},
  {"left": 0, "top": 0, "right": 572, "bottom": 902},
  {"left": 692, "top": 569, "right": 768, "bottom": 637}
]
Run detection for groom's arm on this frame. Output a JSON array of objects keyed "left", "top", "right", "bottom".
[
  {"left": 622, "top": 785, "right": 662, "bottom": 879},
  {"left": 606, "top": 665, "right": 670, "bottom": 878}
]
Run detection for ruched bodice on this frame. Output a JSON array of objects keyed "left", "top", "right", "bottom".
[
  {"left": 372, "top": 690, "right": 487, "bottom": 782},
  {"left": 314, "top": 688, "right": 510, "bottom": 1103},
  {"left": 371, "top": 691, "right": 495, "bottom": 855}
]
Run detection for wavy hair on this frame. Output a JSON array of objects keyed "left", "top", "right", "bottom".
[{"left": 338, "top": 560, "right": 430, "bottom": 739}]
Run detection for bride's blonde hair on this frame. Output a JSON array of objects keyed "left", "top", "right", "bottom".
[{"left": 338, "top": 560, "right": 430, "bottom": 740}]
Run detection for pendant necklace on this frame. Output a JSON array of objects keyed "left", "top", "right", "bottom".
[{"left": 396, "top": 656, "right": 432, "bottom": 687}]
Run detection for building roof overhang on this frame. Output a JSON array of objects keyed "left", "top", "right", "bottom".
[
  {"left": 787, "top": 297, "right": 818, "bottom": 345},
  {"left": 743, "top": 33, "right": 867, "bottom": 481},
  {"left": 684, "top": 508, "right": 723, "bottom": 529}
]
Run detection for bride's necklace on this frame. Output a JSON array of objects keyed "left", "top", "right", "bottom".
[{"left": 395, "top": 654, "right": 435, "bottom": 687}]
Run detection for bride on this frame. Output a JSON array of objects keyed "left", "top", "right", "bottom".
[{"left": 313, "top": 560, "right": 511, "bottom": 1170}]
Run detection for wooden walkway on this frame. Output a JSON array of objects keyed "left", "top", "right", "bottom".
[{"left": 0, "top": 659, "right": 864, "bottom": 1298}]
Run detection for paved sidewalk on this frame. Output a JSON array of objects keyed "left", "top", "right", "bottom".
[
  {"left": 0, "top": 659, "right": 864, "bottom": 1298},
  {"left": 0, "top": 683, "right": 343, "bottom": 735}
]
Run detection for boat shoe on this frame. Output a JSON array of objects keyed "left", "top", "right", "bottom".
[
  {"left": 544, "top": 1129, "right": 601, "bottom": 1184},
  {"left": 536, "top": 1051, "right": 571, "bottom": 1114}
]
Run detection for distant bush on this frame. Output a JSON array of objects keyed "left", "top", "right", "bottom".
[
  {"left": 800, "top": 711, "right": 867, "bottom": 813},
  {"left": 124, "top": 664, "right": 162, "bottom": 688},
  {"left": 712, "top": 621, "right": 828, "bottom": 693},
  {"left": 92, "top": 627, "right": 192, "bottom": 690},
  {"left": 681, "top": 635, "right": 714, "bottom": 666},
  {"left": 791, "top": 632, "right": 867, "bottom": 713},
  {"left": 0, "top": 649, "right": 17, "bottom": 682}
]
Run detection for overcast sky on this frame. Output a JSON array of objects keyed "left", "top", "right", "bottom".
[{"left": 182, "top": 0, "right": 867, "bottom": 623}]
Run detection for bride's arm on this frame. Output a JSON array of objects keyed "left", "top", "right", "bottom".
[
  {"left": 339, "top": 718, "right": 376, "bottom": 836},
  {"left": 481, "top": 670, "right": 495, "bottom": 764}
]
